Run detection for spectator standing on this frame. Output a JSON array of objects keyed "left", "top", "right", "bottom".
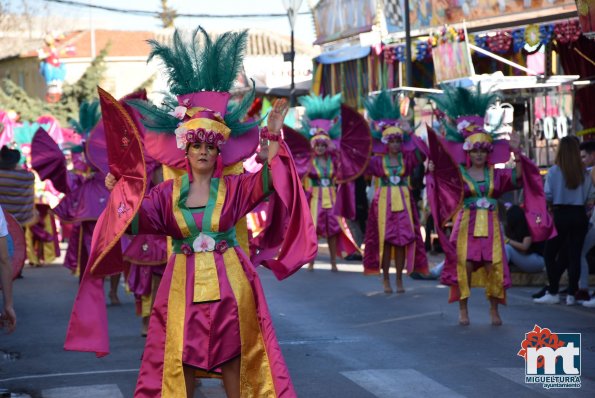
[
  {"left": 0, "top": 146, "right": 35, "bottom": 226},
  {"left": 0, "top": 205, "right": 16, "bottom": 333},
  {"left": 535, "top": 136, "right": 593, "bottom": 305}
]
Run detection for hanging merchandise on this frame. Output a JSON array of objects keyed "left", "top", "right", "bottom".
[
  {"left": 539, "top": 25, "right": 554, "bottom": 46},
  {"left": 393, "top": 45, "right": 406, "bottom": 63},
  {"left": 525, "top": 25, "right": 541, "bottom": 47},
  {"left": 473, "top": 35, "right": 489, "bottom": 57},
  {"left": 556, "top": 95, "right": 569, "bottom": 139},
  {"left": 556, "top": 116, "right": 568, "bottom": 138},
  {"left": 534, "top": 119, "right": 544, "bottom": 140},
  {"left": 512, "top": 29, "right": 526, "bottom": 53},
  {"left": 554, "top": 20, "right": 582, "bottom": 44},
  {"left": 487, "top": 32, "right": 512, "bottom": 54},
  {"left": 415, "top": 41, "right": 432, "bottom": 61},
  {"left": 485, "top": 102, "right": 514, "bottom": 134},
  {"left": 543, "top": 116, "right": 556, "bottom": 140}
]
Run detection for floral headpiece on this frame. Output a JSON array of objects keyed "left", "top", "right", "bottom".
[
  {"left": 430, "top": 84, "right": 511, "bottom": 164},
  {"left": 456, "top": 115, "right": 494, "bottom": 152},
  {"left": 364, "top": 91, "right": 413, "bottom": 146},
  {"left": 171, "top": 105, "right": 230, "bottom": 150},
  {"left": 298, "top": 94, "right": 342, "bottom": 142}
]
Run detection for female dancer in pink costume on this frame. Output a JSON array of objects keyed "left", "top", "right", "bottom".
[
  {"left": 65, "top": 28, "right": 316, "bottom": 398},
  {"left": 285, "top": 94, "right": 371, "bottom": 271},
  {"left": 362, "top": 91, "right": 428, "bottom": 293},
  {"left": 426, "top": 86, "right": 550, "bottom": 326}
]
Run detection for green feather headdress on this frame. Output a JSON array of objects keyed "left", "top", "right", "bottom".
[
  {"left": 363, "top": 91, "right": 412, "bottom": 141},
  {"left": 298, "top": 94, "right": 342, "bottom": 140},
  {"left": 429, "top": 84, "right": 501, "bottom": 143},
  {"left": 128, "top": 27, "right": 257, "bottom": 136},
  {"left": 65, "top": 100, "right": 100, "bottom": 153},
  {"left": 68, "top": 100, "right": 101, "bottom": 137}
]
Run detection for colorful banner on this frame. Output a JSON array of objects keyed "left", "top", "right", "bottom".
[
  {"left": 432, "top": 40, "right": 473, "bottom": 82},
  {"left": 384, "top": 0, "right": 575, "bottom": 33},
  {"left": 313, "top": 0, "right": 377, "bottom": 44}
]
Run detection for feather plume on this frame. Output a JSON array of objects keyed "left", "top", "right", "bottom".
[
  {"left": 126, "top": 99, "right": 179, "bottom": 133},
  {"left": 429, "top": 83, "right": 499, "bottom": 143},
  {"left": 68, "top": 100, "right": 100, "bottom": 137}
]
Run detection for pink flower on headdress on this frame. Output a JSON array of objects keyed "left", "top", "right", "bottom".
[
  {"left": 175, "top": 126, "right": 189, "bottom": 150},
  {"left": 185, "top": 130, "right": 196, "bottom": 143},
  {"left": 462, "top": 141, "right": 473, "bottom": 151},
  {"left": 196, "top": 128, "right": 206, "bottom": 142},
  {"left": 457, "top": 120, "right": 472, "bottom": 132},
  {"left": 168, "top": 106, "right": 188, "bottom": 120}
]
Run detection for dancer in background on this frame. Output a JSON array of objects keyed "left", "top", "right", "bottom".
[
  {"left": 285, "top": 94, "right": 371, "bottom": 271},
  {"left": 427, "top": 85, "right": 542, "bottom": 326},
  {"left": 362, "top": 91, "right": 428, "bottom": 293}
]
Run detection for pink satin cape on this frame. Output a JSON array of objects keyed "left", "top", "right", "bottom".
[{"left": 64, "top": 87, "right": 146, "bottom": 356}]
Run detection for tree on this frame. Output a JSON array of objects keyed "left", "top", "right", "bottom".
[
  {"left": 60, "top": 43, "right": 111, "bottom": 106},
  {"left": 0, "top": 44, "right": 111, "bottom": 125},
  {"left": 157, "top": 0, "right": 176, "bottom": 29},
  {"left": 0, "top": 79, "right": 75, "bottom": 123}
]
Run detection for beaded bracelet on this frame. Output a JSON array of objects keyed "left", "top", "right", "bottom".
[{"left": 260, "top": 127, "right": 282, "bottom": 142}]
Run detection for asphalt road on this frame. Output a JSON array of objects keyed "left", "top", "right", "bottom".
[{"left": 0, "top": 251, "right": 593, "bottom": 398}]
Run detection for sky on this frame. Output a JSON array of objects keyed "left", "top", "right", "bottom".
[{"left": 22, "top": 0, "right": 317, "bottom": 45}]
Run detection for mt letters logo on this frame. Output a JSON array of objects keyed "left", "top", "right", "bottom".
[{"left": 518, "top": 325, "right": 581, "bottom": 389}]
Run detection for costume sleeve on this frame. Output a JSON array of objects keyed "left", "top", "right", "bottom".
[
  {"left": 223, "top": 164, "right": 271, "bottom": 223},
  {"left": 365, "top": 156, "right": 385, "bottom": 178},
  {"left": 249, "top": 141, "right": 318, "bottom": 279},
  {"left": 129, "top": 181, "right": 171, "bottom": 236},
  {"left": 404, "top": 149, "right": 425, "bottom": 173},
  {"left": 494, "top": 168, "right": 519, "bottom": 194}
]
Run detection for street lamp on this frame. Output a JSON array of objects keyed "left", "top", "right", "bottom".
[{"left": 282, "top": 0, "right": 303, "bottom": 107}]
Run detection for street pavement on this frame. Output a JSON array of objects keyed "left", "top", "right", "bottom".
[{"left": 0, "top": 248, "right": 594, "bottom": 397}]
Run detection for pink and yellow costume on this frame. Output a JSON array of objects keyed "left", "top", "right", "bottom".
[
  {"left": 65, "top": 28, "right": 317, "bottom": 398},
  {"left": 363, "top": 149, "right": 428, "bottom": 273},
  {"left": 427, "top": 87, "right": 550, "bottom": 303},
  {"left": 285, "top": 96, "right": 371, "bottom": 257},
  {"left": 362, "top": 92, "right": 429, "bottom": 274}
]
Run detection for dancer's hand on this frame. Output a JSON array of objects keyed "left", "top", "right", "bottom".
[
  {"left": 105, "top": 173, "right": 117, "bottom": 191},
  {"left": 267, "top": 98, "right": 289, "bottom": 135}
]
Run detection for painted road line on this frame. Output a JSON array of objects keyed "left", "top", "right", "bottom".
[
  {"left": 0, "top": 369, "right": 139, "bottom": 383},
  {"left": 43, "top": 384, "right": 124, "bottom": 398},
  {"left": 353, "top": 311, "right": 443, "bottom": 328},
  {"left": 341, "top": 368, "right": 466, "bottom": 398}
]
